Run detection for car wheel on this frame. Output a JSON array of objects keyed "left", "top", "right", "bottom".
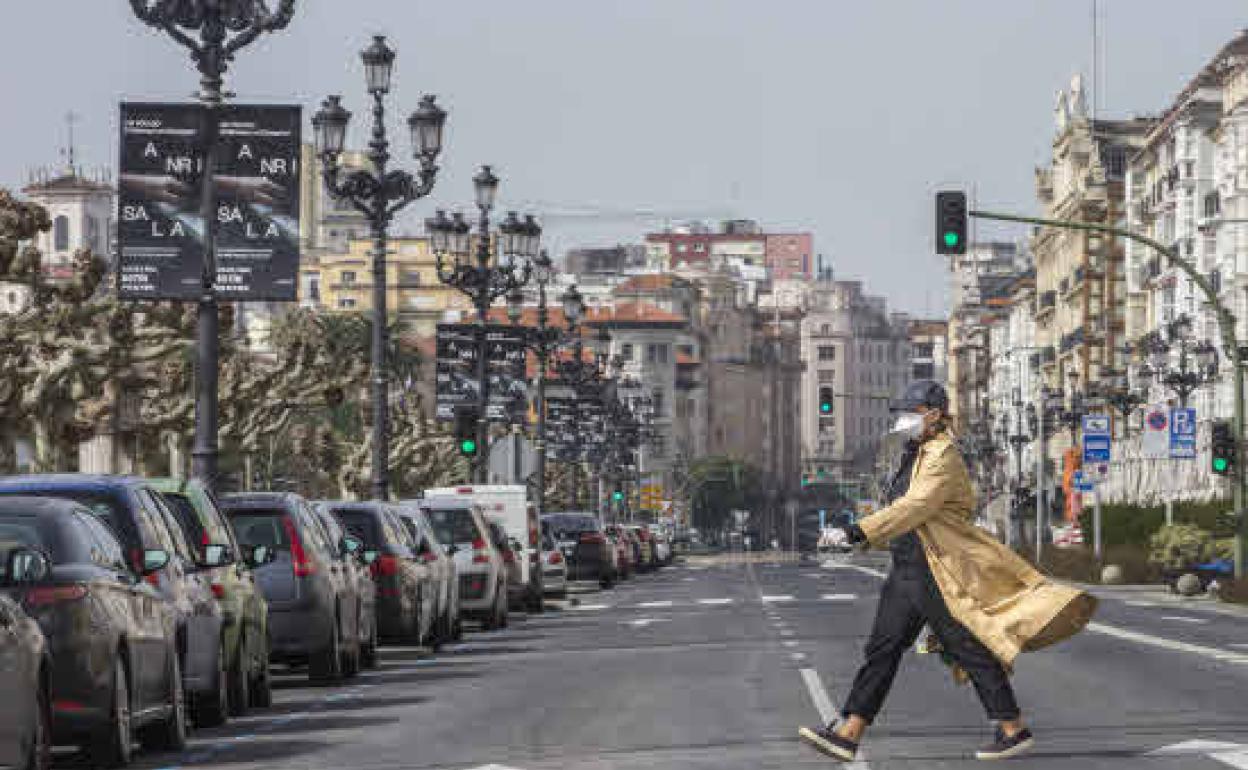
[
  {"left": 600, "top": 571, "right": 615, "bottom": 589},
  {"left": 361, "top": 617, "right": 379, "bottom": 669},
  {"left": 227, "top": 631, "right": 250, "bottom": 718},
  {"left": 451, "top": 611, "right": 464, "bottom": 641},
  {"left": 249, "top": 634, "right": 273, "bottom": 708},
  {"left": 309, "top": 618, "right": 342, "bottom": 684},
  {"left": 88, "top": 656, "right": 132, "bottom": 768},
  {"left": 138, "top": 647, "right": 187, "bottom": 752},
  {"left": 527, "top": 587, "right": 544, "bottom": 614},
  {"left": 192, "top": 639, "right": 229, "bottom": 727},
  {"left": 341, "top": 613, "right": 361, "bottom": 678},
  {"left": 23, "top": 671, "right": 50, "bottom": 770}
]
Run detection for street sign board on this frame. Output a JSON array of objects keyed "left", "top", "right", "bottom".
[
  {"left": 118, "top": 102, "right": 301, "bottom": 300},
  {"left": 1142, "top": 405, "right": 1170, "bottom": 459},
  {"left": 1081, "top": 414, "right": 1111, "bottom": 464},
  {"left": 1170, "top": 407, "right": 1197, "bottom": 459},
  {"left": 1073, "top": 470, "right": 1094, "bottom": 493}
]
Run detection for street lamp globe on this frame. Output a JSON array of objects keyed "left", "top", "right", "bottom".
[
  {"left": 474, "top": 165, "right": 500, "bottom": 210},
  {"left": 425, "top": 210, "right": 451, "bottom": 254},
  {"left": 361, "top": 35, "right": 396, "bottom": 94},
  {"left": 522, "top": 215, "right": 542, "bottom": 258},
  {"left": 312, "top": 95, "right": 351, "bottom": 158},
  {"left": 533, "top": 250, "right": 555, "bottom": 285},
  {"left": 408, "top": 94, "right": 446, "bottom": 159},
  {"left": 499, "top": 212, "right": 523, "bottom": 256},
  {"left": 449, "top": 213, "right": 471, "bottom": 258}
]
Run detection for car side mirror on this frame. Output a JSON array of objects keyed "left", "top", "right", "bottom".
[
  {"left": 340, "top": 535, "right": 363, "bottom": 557},
  {"left": 245, "top": 545, "right": 275, "bottom": 568},
  {"left": 361, "top": 549, "right": 379, "bottom": 566},
  {"left": 202, "top": 543, "right": 233, "bottom": 568},
  {"left": 141, "top": 549, "right": 170, "bottom": 576},
  {"left": 6, "top": 548, "right": 51, "bottom": 584}
]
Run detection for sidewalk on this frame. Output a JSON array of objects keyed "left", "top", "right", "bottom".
[{"left": 1079, "top": 581, "right": 1248, "bottom": 619}]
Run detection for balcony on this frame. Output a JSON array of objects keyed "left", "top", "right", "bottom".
[{"left": 1037, "top": 290, "right": 1057, "bottom": 316}]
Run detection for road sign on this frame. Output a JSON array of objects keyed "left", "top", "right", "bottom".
[
  {"left": 1170, "top": 407, "right": 1197, "bottom": 459},
  {"left": 1073, "top": 470, "right": 1094, "bottom": 493},
  {"left": 1081, "top": 414, "right": 1111, "bottom": 464},
  {"left": 1142, "top": 405, "right": 1170, "bottom": 459},
  {"left": 435, "top": 324, "right": 528, "bottom": 422}
]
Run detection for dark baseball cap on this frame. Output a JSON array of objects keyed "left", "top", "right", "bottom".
[{"left": 893, "top": 379, "right": 949, "bottom": 413}]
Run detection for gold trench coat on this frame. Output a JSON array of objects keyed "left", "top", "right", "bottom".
[{"left": 856, "top": 431, "right": 1098, "bottom": 668}]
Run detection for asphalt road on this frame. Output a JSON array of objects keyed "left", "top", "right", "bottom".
[{"left": 75, "top": 552, "right": 1248, "bottom": 770}]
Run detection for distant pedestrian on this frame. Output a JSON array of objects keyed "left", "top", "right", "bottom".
[{"left": 799, "top": 380, "right": 1097, "bottom": 762}]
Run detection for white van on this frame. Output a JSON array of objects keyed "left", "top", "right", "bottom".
[{"left": 423, "top": 485, "right": 543, "bottom": 612}]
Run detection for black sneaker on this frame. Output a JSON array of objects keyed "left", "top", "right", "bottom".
[
  {"left": 975, "top": 726, "right": 1035, "bottom": 761},
  {"left": 798, "top": 724, "right": 858, "bottom": 761}
]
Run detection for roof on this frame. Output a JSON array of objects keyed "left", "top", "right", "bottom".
[
  {"left": 0, "top": 473, "right": 144, "bottom": 491},
  {"left": 219, "top": 492, "right": 301, "bottom": 509},
  {"left": 614, "top": 274, "right": 689, "bottom": 293},
  {"left": 586, "top": 302, "right": 687, "bottom": 326},
  {"left": 480, "top": 307, "right": 579, "bottom": 329},
  {"left": 22, "top": 172, "right": 113, "bottom": 195},
  {"left": 1141, "top": 30, "right": 1248, "bottom": 153},
  {"left": 677, "top": 352, "right": 700, "bottom": 366},
  {"left": 0, "top": 496, "right": 87, "bottom": 515}
]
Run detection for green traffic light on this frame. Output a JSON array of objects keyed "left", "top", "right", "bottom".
[
  {"left": 612, "top": 491, "right": 624, "bottom": 502},
  {"left": 820, "top": 402, "right": 832, "bottom": 413},
  {"left": 943, "top": 231, "right": 960, "bottom": 248},
  {"left": 1214, "top": 457, "right": 1230, "bottom": 473},
  {"left": 460, "top": 439, "right": 477, "bottom": 455}
]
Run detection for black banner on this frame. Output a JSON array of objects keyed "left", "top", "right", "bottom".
[
  {"left": 435, "top": 324, "right": 529, "bottom": 422},
  {"left": 118, "top": 102, "right": 301, "bottom": 300}
]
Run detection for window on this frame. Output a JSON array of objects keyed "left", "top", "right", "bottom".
[
  {"left": 677, "top": 244, "right": 688, "bottom": 253},
  {"left": 694, "top": 243, "right": 706, "bottom": 253},
  {"left": 53, "top": 215, "right": 69, "bottom": 252},
  {"left": 341, "top": 271, "right": 357, "bottom": 284},
  {"left": 86, "top": 217, "right": 100, "bottom": 252},
  {"left": 657, "top": 345, "right": 669, "bottom": 364},
  {"left": 402, "top": 271, "right": 421, "bottom": 285},
  {"left": 818, "top": 369, "right": 835, "bottom": 382},
  {"left": 818, "top": 346, "right": 836, "bottom": 361},
  {"left": 652, "top": 388, "right": 665, "bottom": 417},
  {"left": 338, "top": 298, "right": 357, "bottom": 309},
  {"left": 308, "top": 276, "right": 321, "bottom": 302},
  {"left": 820, "top": 323, "right": 831, "bottom": 335},
  {"left": 620, "top": 343, "right": 633, "bottom": 361}
]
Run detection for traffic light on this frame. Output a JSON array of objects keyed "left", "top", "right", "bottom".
[
  {"left": 935, "top": 190, "right": 968, "bottom": 255},
  {"left": 454, "top": 407, "right": 479, "bottom": 457},
  {"left": 818, "top": 386, "right": 834, "bottom": 416},
  {"left": 612, "top": 490, "right": 624, "bottom": 503},
  {"left": 1212, "top": 420, "right": 1236, "bottom": 476}
]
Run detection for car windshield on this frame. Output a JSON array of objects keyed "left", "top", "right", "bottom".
[
  {"left": 543, "top": 515, "right": 599, "bottom": 537},
  {"left": 162, "top": 492, "right": 208, "bottom": 548},
  {"left": 225, "top": 509, "right": 290, "bottom": 550},
  {"left": 423, "top": 507, "right": 480, "bottom": 546}
]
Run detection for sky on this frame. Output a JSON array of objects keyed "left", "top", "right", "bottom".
[{"left": 1, "top": 1, "right": 1245, "bottom": 317}]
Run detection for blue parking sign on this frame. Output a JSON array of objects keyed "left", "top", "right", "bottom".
[
  {"left": 1170, "top": 407, "right": 1197, "bottom": 459},
  {"left": 1082, "top": 414, "right": 1111, "bottom": 464}
]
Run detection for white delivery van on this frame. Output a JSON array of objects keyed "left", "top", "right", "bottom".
[{"left": 423, "top": 485, "right": 543, "bottom": 612}]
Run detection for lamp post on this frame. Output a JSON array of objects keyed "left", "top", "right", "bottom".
[
  {"left": 505, "top": 251, "right": 564, "bottom": 517},
  {"left": 129, "top": 0, "right": 296, "bottom": 493},
  {"left": 1137, "top": 314, "right": 1220, "bottom": 408},
  {"left": 313, "top": 36, "right": 446, "bottom": 501},
  {"left": 430, "top": 178, "right": 541, "bottom": 482},
  {"left": 1102, "top": 367, "right": 1145, "bottom": 437}
]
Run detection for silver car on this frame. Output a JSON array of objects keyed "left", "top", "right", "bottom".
[
  {"left": 540, "top": 524, "right": 568, "bottom": 598},
  {"left": 421, "top": 497, "right": 508, "bottom": 630},
  {"left": 397, "top": 503, "right": 462, "bottom": 645}
]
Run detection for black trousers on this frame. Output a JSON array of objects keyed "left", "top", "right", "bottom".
[{"left": 841, "top": 564, "right": 1020, "bottom": 724}]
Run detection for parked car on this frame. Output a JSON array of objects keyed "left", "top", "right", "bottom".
[
  {"left": 604, "top": 525, "right": 635, "bottom": 580},
  {"left": 539, "top": 524, "right": 568, "bottom": 599},
  {"left": 421, "top": 497, "right": 509, "bottom": 630},
  {"left": 0, "top": 496, "right": 186, "bottom": 767},
  {"left": 486, "top": 519, "right": 523, "bottom": 612},
  {"left": 396, "top": 503, "right": 461, "bottom": 644},
  {"left": 543, "top": 513, "right": 616, "bottom": 588},
  {"left": 0, "top": 475, "right": 229, "bottom": 728},
  {"left": 649, "top": 526, "right": 672, "bottom": 566},
  {"left": 152, "top": 478, "right": 272, "bottom": 713},
  {"left": 308, "top": 502, "right": 378, "bottom": 669},
  {"left": 424, "top": 486, "right": 543, "bottom": 612},
  {"left": 220, "top": 493, "right": 359, "bottom": 684},
  {"left": 627, "top": 524, "right": 656, "bottom": 572},
  {"left": 322, "top": 501, "right": 434, "bottom": 647},
  {"left": 0, "top": 534, "right": 51, "bottom": 770}
]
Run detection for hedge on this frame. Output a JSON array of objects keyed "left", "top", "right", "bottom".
[{"left": 1076, "top": 498, "right": 1236, "bottom": 547}]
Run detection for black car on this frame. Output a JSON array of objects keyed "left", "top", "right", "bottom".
[
  {"left": 0, "top": 476, "right": 230, "bottom": 729},
  {"left": 542, "top": 513, "right": 615, "bottom": 587},
  {"left": 0, "top": 496, "right": 186, "bottom": 767},
  {"left": 220, "top": 493, "right": 358, "bottom": 683},
  {"left": 322, "top": 502, "right": 434, "bottom": 646},
  {"left": 0, "top": 550, "right": 50, "bottom": 770}
]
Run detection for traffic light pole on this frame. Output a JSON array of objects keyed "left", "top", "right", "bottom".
[{"left": 970, "top": 209, "right": 1248, "bottom": 578}]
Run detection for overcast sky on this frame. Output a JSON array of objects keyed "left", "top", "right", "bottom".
[{"left": 2, "top": 1, "right": 1245, "bottom": 317}]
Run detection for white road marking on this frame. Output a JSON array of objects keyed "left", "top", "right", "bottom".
[
  {"left": 698, "top": 598, "right": 734, "bottom": 605},
  {"left": 1125, "top": 600, "right": 1158, "bottom": 607},
  {"left": 571, "top": 603, "right": 610, "bottom": 611},
  {"left": 638, "top": 600, "right": 674, "bottom": 608},
  {"left": 622, "top": 617, "right": 671, "bottom": 628},
  {"left": 799, "top": 668, "right": 873, "bottom": 767},
  {"left": 822, "top": 593, "right": 858, "bottom": 601},
  {"left": 1086, "top": 622, "right": 1248, "bottom": 663},
  {"left": 1160, "top": 615, "right": 1210, "bottom": 624},
  {"left": 791, "top": 652, "right": 808, "bottom": 662},
  {"left": 1231, "top": 643, "right": 1248, "bottom": 650},
  {"left": 761, "top": 594, "right": 795, "bottom": 603},
  {"left": 823, "top": 562, "right": 887, "bottom": 579},
  {"left": 780, "top": 629, "right": 795, "bottom": 637},
  {"left": 783, "top": 640, "right": 800, "bottom": 648},
  {"left": 1148, "top": 740, "right": 1248, "bottom": 769}
]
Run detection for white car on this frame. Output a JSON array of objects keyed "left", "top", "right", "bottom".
[
  {"left": 421, "top": 496, "right": 510, "bottom": 630},
  {"left": 540, "top": 524, "right": 568, "bottom": 598},
  {"left": 396, "top": 503, "right": 462, "bottom": 644}
]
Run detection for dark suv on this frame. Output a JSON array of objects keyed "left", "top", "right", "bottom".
[
  {"left": 220, "top": 492, "right": 359, "bottom": 683},
  {"left": 543, "top": 513, "right": 616, "bottom": 588},
  {"left": 0, "top": 475, "right": 230, "bottom": 728},
  {"left": 152, "top": 478, "right": 272, "bottom": 713}
]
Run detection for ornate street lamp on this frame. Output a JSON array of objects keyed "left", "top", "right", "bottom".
[
  {"left": 430, "top": 166, "right": 541, "bottom": 482},
  {"left": 314, "top": 36, "right": 446, "bottom": 500},
  {"left": 1138, "top": 315, "right": 1220, "bottom": 408},
  {"left": 129, "top": 0, "right": 297, "bottom": 493}
]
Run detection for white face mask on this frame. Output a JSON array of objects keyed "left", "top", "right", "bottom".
[{"left": 891, "top": 412, "right": 925, "bottom": 441}]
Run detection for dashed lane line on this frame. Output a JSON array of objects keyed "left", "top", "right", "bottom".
[
  {"left": 761, "top": 594, "right": 796, "bottom": 603},
  {"left": 638, "top": 600, "right": 675, "bottom": 608},
  {"left": 698, "top": 598, "right": 735, "bottom": 605},
  {"left": 822, "top": 593, "right": 858, "bottom": 601},
  {"left": 1160, "top": 615, "right": 1210, "bottom": 624}
]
